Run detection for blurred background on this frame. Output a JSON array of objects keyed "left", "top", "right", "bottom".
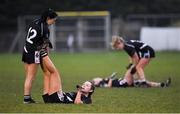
[{"left": 1, "top": 0, "right": 180, "bottom": 53}]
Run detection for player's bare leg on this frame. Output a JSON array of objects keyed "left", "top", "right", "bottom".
[
  {"left": 146, "top": 78, "right": 171, "bottom": 87},
  {"left": 107, "top": 70, "right": 134, "bottom": 87},
  {"left": 24, "top": 63, "right": 38, "bottom": 95},
  {"left": 24, "top": 63, "right": 38, "bottom": 103},
  {"left": 136, "top": 58, "right": 151, "bottom": 82},
  {"left": 108, "top": 70, "right": 134, "bottom": 87},
  {"left": 40, "top": 62, "right": 51, "bottom": 95},
  {"left": 41, "top": 60, "right": 51, "bottom": 103},
  {"left": 41, "top": 56, "right": 63, "bottom": 103},
  {"left": 43, "top": 72, "right": 50, "bottom": 94},
  {"left": 146, "top": 81, "right": 161, "bottom": 87},
  {"left": 42, "top": 56, "right": 62, "bottom": 94},
  {"left": 123, "top": 69, "right": 134, "bottom": 85}
]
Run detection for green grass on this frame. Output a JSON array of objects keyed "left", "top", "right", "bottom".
[{"left": 0, "top": 51, "right": 180, "bottom": 113}]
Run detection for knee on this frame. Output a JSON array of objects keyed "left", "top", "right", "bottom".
[
  {"left": 46, "top": 69, "right": 59, "bottom": 80},
  {"left": 50, "top": 68, "right": 59, "bottom": 76},
  {"left": 43, "top": 70, "right": 51, "bottom": 77}
]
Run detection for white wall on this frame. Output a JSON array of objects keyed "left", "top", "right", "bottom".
[{"left": 140, "top": 27, "right": 180, "bottom": 51}]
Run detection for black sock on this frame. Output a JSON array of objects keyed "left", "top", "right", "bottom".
[
  {"left": 160, "top": 82, "right": 165, "bottom": 87},
  {"left": 119, "top": 79, "right": 128, "bottom": 87},
  {"left": 24, "top": 95, "right": 31, "bottom": 102},
  {"left": 42, "top": 94, "right": 50, "bottom": 103}
]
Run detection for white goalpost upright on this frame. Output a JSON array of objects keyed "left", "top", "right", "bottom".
[{"left": 55, "top": 11, "right": 111, "bottom": 52}]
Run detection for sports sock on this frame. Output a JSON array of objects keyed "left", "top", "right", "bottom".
[
  {"left": 119, "top": 79, "right": 128, "bottom": 87},
  {"left": 138, "top": 79, "right": 146, "bottom": 83},
  {"left": 24, "top": 95, "right": 31, "bottom": 102},
  {"left": 160, "top": 82, "right": 165, "bottom": 87},
  {"left": 24, "top": 95, "right": 31, "bottom": 99},
  {"left": 119, "top": 79, "right": 127, "bottom": 85}
]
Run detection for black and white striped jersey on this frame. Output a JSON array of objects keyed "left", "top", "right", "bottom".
[
  {"left": 62, "top": 92, "right": 92, "bottom": 104},
  {"left": 24, "top": 18, "right": 50, "bottom": 53},
  {"left": 124, "top": 40, "right": 155, "bottom": 58}
]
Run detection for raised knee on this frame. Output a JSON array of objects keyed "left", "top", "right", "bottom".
[
  {"left": 43, "top": 70, "right": 51, "bottom": 76},
  {"left": 51, "top": 69, "right": 59, "bottom": 75}
]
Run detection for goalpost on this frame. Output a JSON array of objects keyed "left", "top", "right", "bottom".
[
  {"left": 54, "top": 11, "right": 111, "bottom": 52},
  {"left": 9, "top": 11, "right": 111, "bottom": 53}
]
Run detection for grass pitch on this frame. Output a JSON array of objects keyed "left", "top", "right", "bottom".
[{"left": 0, "top": 51, "right": 180, "bottom": 113}]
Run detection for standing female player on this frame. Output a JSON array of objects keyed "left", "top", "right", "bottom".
[
  {"left": 111, "top": 36, "right": 155, "bottom": 86},
  {"left": 22, "top": 9, "right": 59, "bottom": 103}
]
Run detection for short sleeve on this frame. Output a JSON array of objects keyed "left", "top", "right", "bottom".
[{"left": 124, "top": 44, "right": 136, "bottom": 57}]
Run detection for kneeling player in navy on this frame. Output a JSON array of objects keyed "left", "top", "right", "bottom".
[{"left": 42, "top": 81, "right": 95, "bottom": 104}]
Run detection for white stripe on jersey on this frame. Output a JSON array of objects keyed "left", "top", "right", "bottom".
[
  {"left": 66, "top": 95, "right": 73, "bottom": 102},
  {"left": 41, "top": 53, "right": 47, "bottom": 57},
  {"left": 126, "top": 43, "right": 135, "bottom": 48},
  {"left": 24, "top": 46, "right": 28, "bottom": 53},
  {"left": 139, "top": 52, "right": 142, "bottom": 58},
  {"left": 140, "top": 44, "right": 147, "bottom": 49}
]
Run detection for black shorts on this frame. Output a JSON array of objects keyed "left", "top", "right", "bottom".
[
  {"left": 22, "top": 47, "right": 48, "bottom": 64},
  {"left": 112, "top": 79, "right": 121, "bottom": 87},
  {"left": 112, "top": 79, "right": 129, "bottom": 87},
  {"left": 139, "top": 46, "right": 155, "bottom": 59}
]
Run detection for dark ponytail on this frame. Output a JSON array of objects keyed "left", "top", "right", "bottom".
[
  {"left": 41, "top": 8, "right": 58, "bottom": 23},
  {"left": 88, "top": 81, "right": 95, "bottom": 97}
]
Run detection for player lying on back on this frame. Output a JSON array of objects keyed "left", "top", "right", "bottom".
[
  {"left": 42, "top": 80, "right": 95, "bottom": 104},
  {"left": 91, "top": 72, "right": 171, "bottom": 88}
]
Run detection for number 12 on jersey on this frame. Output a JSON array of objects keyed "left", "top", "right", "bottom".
[{"left": 26, "top": 27, "right": 37, "bottom": 44}]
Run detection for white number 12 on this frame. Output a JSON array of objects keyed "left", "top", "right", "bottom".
[{"left": 26, "top": 27, "right": 37, "bottom": 44}]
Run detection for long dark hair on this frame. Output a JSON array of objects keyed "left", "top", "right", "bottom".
[
  {"left": 41, "top": 8, "right": 58, "bottom": 23},
  {"left": 88, "top": 81, "right": 95, "bottom": 97}
]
